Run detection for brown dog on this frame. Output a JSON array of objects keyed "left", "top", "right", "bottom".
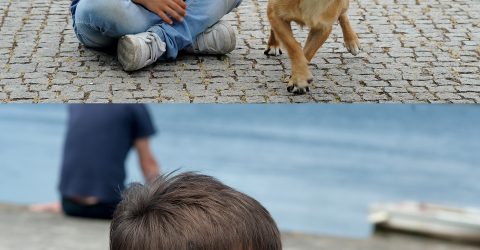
[{"left": 265, "top": 0, "right": 361, "bottom": 94}]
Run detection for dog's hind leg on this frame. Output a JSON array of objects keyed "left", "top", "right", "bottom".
[
  {"left": 303, "top": 27, "right": 332, "bottom": 63},
  {"left": 265, "top": 29, "right": 282, "bottom": 56},
  {"left": 339, "top": 13, "right": 361, "bottom": 55}
]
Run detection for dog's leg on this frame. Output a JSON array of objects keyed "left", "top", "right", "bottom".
[
  {"left": 268, "top": 16, "right": 312, "bottom": 94},
  {"left": 265, "top": 29, "right": 282, "bottom": 56},
  {"left": 303, "top": 27, "right": 332, "bottom": 63},
  {"left": 339, "top": 13, "right": 361, "bottom": 55}
]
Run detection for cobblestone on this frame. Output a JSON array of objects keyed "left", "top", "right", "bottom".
[{"left": 0, "top": 0, "right": 479, "bottom": 103}]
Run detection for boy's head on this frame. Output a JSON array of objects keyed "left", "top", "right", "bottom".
[{"left": 110, "top": 172, "right": 282, "bottom": 250}]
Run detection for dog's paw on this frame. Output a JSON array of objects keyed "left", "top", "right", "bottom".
[
  {"left": 345, "top": 38, "right": 361, "bottom": 56},
  {"left": 287, "top": 75, "right": 313, "bottom": 95},
  {"left": 264, "top": 46, "right": 283, "bottom": 56},
  {"left": 287, "top": 85, "right": 311, "bottom": 95}
]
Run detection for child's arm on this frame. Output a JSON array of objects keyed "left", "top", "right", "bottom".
[
  {"left": 133, "top": 0, "right": 187, "bottom": 25},
  {"left": 135, "top": 137, "right": 161, "bottom": 183}
]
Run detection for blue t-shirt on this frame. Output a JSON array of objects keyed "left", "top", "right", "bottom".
[{"left": 59, "top": 104, "right": 156, "bottom": 202}]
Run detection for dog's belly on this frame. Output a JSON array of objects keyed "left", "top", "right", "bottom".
[{"left": 276, "top": 0, "right": 348, "bottom": 29}]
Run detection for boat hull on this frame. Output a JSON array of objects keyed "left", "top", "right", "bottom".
[{"left": 369, "top": 202, "right": 480, "bottom": 243}]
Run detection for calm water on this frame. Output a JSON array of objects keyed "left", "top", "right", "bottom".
[{"left": 0, "top": 105, "right": 479, "bottom": 238}]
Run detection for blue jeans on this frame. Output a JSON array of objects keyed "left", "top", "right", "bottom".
[
  {"left": 73, "top": 0, "right": 242, "bottom": 59},
  {"left": 62, "top": 197, "right": 120, "bottom": 220}
]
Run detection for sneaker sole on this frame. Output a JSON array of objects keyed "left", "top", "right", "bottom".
[{"left": 117, "top": 36, "right": 138, "bottom": 72}]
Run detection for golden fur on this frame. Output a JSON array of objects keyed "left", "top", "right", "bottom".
[{"left": 265, "top": 0, "right": 360, "bottom": 94}]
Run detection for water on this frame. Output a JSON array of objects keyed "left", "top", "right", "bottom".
[{"left": 0, "top": 105, "right": 479, "bottom": 238}]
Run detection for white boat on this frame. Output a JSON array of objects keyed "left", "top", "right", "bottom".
[{"left": 368, "top": 201, "right": 480, "bottom": 243}]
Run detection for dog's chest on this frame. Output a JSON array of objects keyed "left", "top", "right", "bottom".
[{"left": 298, "top": 0, "right": 342, "bottom": 28}]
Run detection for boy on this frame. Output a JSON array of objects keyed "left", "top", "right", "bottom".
[
  {"left": 59, "top": 104, "right": 160, "bottom": 219},
  {"left": 31, "top": 104, "right": 160, "bottom": 219},
  {"left": 110, "top": 172, "right": 282, "bottom": 250},
  {"left": 71, "top": 0, "right": 242, "bottom": 71}
]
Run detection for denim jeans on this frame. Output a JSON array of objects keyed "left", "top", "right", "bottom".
[
  {"left": 73, "top": 0, "right": 242, "bottom": 59},
  {"left": 62, "top": 197, "right": 120, "bottom": 219}
]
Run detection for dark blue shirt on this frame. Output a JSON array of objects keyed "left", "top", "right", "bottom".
[{"left": 59, "top": 104, "right": 156, "bottom": 202}]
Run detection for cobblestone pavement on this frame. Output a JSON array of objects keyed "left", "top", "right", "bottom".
[{"left": 0, "top": 0, "right": 479, "bottom": 103}]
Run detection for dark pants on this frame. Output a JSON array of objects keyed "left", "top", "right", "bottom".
[{"left": 61, "top": 197, "right": 120, "bottom": 220}]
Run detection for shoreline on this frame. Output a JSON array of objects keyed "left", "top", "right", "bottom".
[{"left": 0, "top": 203, "right": 477, "bottom": 250}]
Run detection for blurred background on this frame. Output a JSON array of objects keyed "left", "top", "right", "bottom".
[{"left": 0, "top": 104, "right": 478, "bottom": 238}]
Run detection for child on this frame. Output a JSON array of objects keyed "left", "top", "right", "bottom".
[
  {"left": 30, "top": 104, "right": 160, "bottom": 219},
  {"left": 110, "top": 172, "right": 282, "bottom": 250},
  {"left": 71, "top": 0, "right": 242, "bottom": 71}
]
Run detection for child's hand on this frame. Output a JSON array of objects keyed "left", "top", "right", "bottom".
[{"left": 134, "top": 0, "right": 187, "bottom": 25}]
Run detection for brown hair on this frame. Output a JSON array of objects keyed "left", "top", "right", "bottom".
[{"left": 110, "top": 172, "right": 282, "bottom": 250}]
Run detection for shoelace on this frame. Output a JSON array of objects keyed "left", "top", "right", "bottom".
[{"left": 139, "top": 32, "right": 164, "bottom": 64}]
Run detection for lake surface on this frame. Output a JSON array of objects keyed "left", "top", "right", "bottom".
[{"left": 0, "top": 105, "right": 479, "bottom": 238}]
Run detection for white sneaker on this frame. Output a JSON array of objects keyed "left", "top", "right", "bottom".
[
  {"left": 185, "top": 20, "right": 236, "bottom": 55},
  {"left": 117, "top": 32, "right": 166, "bottom": 71}
]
